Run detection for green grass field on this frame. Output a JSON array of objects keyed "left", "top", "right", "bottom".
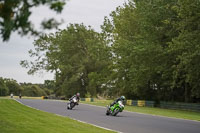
[
  {"left": 2, "top": 96, "right": 42, "bottom": 99},
  {"left": 80, "top": 100, "right": 200, "bottom": 121},
  {"left": 0, "top": 99, "right": 114, "bottom": 133}
]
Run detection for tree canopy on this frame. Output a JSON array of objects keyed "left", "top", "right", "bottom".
[
  {"left": 21, "top": 24, "right": 112, "bottom": 97},
  {"left": 21, "top": 0, "right": 200, "bottom": 102},
  {"left": 0, "top": 77, "right": 55, "bottom": 97},
  {"left": 0, "top": 0, "right": 65, "bottom": 41}
]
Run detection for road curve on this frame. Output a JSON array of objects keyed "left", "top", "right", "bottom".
[{"left": 16, "top": 99, "right": 200, "bottom": 133}]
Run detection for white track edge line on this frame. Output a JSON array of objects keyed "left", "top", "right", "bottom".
[
  {"left": 16, "top": 98, "right": 200, "bottom": 123},
  {"left": 55, "top": 114, "right": 122, "bottom": 133},
  {"left": 13, "top": 99, "right": 121, "bottom": 133},
  {"left": 79, "top": 102, "right": 200, "bottom": 123}
]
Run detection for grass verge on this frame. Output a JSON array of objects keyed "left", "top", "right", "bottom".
[
  {"left": 0, "top": 99, "right": 115, "bottom": 133},
  {"left": 1, "top": 96, "right": 42, "bottom": 99},
  {"left": 80, "top": 100, "right": 200, "bottom": 121}
]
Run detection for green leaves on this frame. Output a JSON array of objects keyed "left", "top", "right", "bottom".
[
  {"left": 22, "top": 0, "right": 200, "bottom": 102},
  {"left": 22, "top": 24, "right": 111, "bottom": 97},
  {"left": 101, "top": 0, "right": 200, "bottom": 102},
  {"left": 0, "top": 78, "right": 8, "bottom": 96},
  {"left": 50, "top": 1, "right": 65, "bottom": 13},
  {"left": 0, "top": 0, "right": 66, "bottom": 41}
]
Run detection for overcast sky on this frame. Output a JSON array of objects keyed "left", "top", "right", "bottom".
[{"left": 0, "top": 0, "right": 125, "bottom": 84}]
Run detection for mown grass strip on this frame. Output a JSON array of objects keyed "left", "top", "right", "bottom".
[
  {"left": 0, "top": 99, "right": 115, "bottom": 133},
  {"left": 80, "top": 100, "right": 200, "bottom": 121},
  {"left": 1, "top": 96, "right": 42, "bottom": 99}
]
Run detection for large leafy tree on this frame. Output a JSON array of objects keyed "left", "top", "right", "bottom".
[
  {"left": 0, "top": 0, "right": 65, "bottom": 41},
  {"left": 102, "top": 0, "right": 200, "bottom": 102},
  {"left": 168, "top": 0, "right": 200, "bottom": 102},
  {"left": 102, "top": 0, "right": 178, "bottom": 100},
  {"left": 21, "top": 24, "right": 111, "bottom": 97}
]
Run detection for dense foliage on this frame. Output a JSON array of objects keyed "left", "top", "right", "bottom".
[
  {"left": 0, "top": 0, "right": 65, "bottom": 41},
  {"left": 21, "top": 0, "right": 200, "bottom": 102},
  {"left": 21, "top": 24, "right": 112, "bottom": 98},
  {"left": 101, "top": 0, "right": 200, "bottom": 102},
  {"left": 0, "top": 77, "right": 53, "bottom": 97}
]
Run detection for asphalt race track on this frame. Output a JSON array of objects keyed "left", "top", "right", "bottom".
[{"left": 16, "top": 99, "right": 200, "bottom": 133}]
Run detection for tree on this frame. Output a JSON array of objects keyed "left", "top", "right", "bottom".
[
  {"left": 4, "top": 79, "right": 23, "bottom": 95},
  {"left": 102, "top": 0, "right": 179, "bottom": 100},
  {"left": 23, "top": 85, "right": 46, "bottom": 97},
  {"left": 168, "top": 0, "right": 200, "bottom": 102},
  {"left": 21, "top": 23, "right": 111, "bottom": 98},
  {"left": 0, "top": 77, "right": 8, "bottom": 96},
  {"left": 101, "top": 0, "right": 200, "bottom": 102},
  {"left": 44, "top": 80, "right": 55, "bottom": 90},
  {"left": 0, "top": 0, "right": 66, "bottom": 41}
]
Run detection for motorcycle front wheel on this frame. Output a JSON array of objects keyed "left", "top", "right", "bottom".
[
  {"left": 70, "top": 102, "right": 75, "bottom": 109},
  {"left": 106, "top": 109, "right": 110, "bottom": 115},
  {"left": 67, "top": 103, "right": 71, "bottom": 109}
]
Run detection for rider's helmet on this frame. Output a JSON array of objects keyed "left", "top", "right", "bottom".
[
  {"left": 120, "top": 96, "right": 125, "bottom": 100},
  {"left": 76, "top": 92, "right": 80, "bottom": 97}
]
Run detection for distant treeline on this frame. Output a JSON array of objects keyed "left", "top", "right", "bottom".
[
  {"left": 18, "top": 0, "right": 200, "bottom": 103},
  {"left": 0, "top": 77, "right": 55, "bottom": 97}
]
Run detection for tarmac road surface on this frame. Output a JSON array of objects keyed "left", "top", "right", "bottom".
[{"left": 16, "top": 99, "right": 200, "bottom": 133}]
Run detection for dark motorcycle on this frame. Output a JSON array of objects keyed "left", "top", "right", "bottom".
[{"left": 67, "top": 97, "right": 78, "bottom": 110}]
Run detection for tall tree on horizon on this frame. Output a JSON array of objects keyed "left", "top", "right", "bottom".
[{"left": 21, "top": 24, "right": 112, "bottom": 97}]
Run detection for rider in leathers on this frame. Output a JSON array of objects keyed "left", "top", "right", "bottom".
[
  {"left": 69, "top": 93, "right": 80, "bottom": 105},
  {"left": 109, "top": 96, "right": 126, "bottom": 108}
]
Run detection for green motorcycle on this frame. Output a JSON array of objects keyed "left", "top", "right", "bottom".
[{"left": 106, "top": 101, "right": 124, "bottom": 116}]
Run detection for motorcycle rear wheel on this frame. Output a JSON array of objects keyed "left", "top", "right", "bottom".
[{"left": 113, "top": 108, "right": 120, "bottom": 116}]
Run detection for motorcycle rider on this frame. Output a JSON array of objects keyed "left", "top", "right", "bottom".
[
  {"left": 109, "top": 96, "right": 126, "bottom": 108},
  {"left": 69, "top": 92, "right": 80, "bottom": 105}
]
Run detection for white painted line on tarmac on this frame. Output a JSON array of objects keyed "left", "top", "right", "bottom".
[
  {"left": 55, "top": 114, "right": 122, "bottom": 133},
  {"left": 123, "top": 109, "right": 200, "bottom": 123},
  {"left": 13, "top": 99, "right": 121, "bottom": 133},
  {"left": 14, "top": 98, "right": 41, "bottom": 111},
  {"left": 80, "top": 102, "right": 200, "bottom": 123},
  {"left": 15, "top": 98, "right": 200, "bottom": 123}
]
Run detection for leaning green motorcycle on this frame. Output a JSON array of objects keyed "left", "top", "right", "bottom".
[{"left": 106, "top": 101, "right": 124, "bottom": 116}]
